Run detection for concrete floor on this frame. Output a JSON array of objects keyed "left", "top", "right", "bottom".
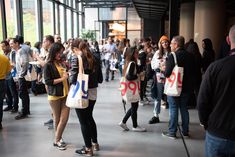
[{"left": 0, "top": 76, "right": 205, "bottom": 157}]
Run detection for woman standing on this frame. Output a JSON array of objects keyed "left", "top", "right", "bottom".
[
  {"left": 202, "top": 38, "right": 215, "bottom": 73},
  {"left": 149, "top": 35, "right": 171, "bottom": 124},
  {"left": 119, "top": 47, "right": 146, "bottom": 132},
  {"left": 70, "top": 40, "right": 101, "bottom": 156},
  {"left": 44, "top": 43, "right": 70, "bottom": 150}
]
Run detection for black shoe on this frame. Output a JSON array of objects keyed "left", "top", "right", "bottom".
[
  {"left": 149, "top": 116, "right": 160, "bottom": 124},
  {"left": 3, "top": 107, "right": 12, "bottom": 112},
  {"left": 15, "top": 114, "right": 28, "bottom": 120},
  {"left": 0, "top": 123, "right": 2, "bottom": 130},
  {"left": 10, "top": 109, "right": 18, "bottom": 113},
  {"left": 162, "top": 131, "right": 176, "bottom": 139},
  {"left": 44, "top": 119, "right": 53, "bottom": 126},
  {"left": 105, "top": 79, "right": 109, "bottom": 82},
  {"left": 75, "top": 147, "right": 93, "bottom": 156},
  {"left": 53, "top": 142, "right": 66, "bottom": 150},
  {"left": 181, "top": 132, "right": 189, "bottom": 138}
]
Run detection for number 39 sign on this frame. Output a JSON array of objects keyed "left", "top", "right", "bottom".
[{"left": 120, "top": 78, "right": 140, "bottom": 103}]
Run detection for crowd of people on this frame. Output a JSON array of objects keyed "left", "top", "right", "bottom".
[{"left": 0, "top": 24, "right": 234, "bottom": 156}]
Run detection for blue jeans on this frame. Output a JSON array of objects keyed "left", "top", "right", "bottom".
[
  {"left": 6, "top": 77, "right": 19, "bottom": 110},
  {"left": 205, "top": 132, "right": 235, "bottom": 157},
  {"left": 167, "top": 93, "right": 190, "bottom": 135},
  {"left": 0, "top": 80, "right": 6, "bottom": 123},
  {"left": 153, "top": 82, "right": 164, "bottom": 116}
]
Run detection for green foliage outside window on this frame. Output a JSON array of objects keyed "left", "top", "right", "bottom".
[{"left": 81, "top": 29, "right": 96, "bottom": 41}]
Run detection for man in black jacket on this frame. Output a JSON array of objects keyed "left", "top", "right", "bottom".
[
  {"left": 162, "top": 36, "right": 195, "bottom": 139},
  {"left": 197, "top": 25, "right": 235, "bottom": 156}
]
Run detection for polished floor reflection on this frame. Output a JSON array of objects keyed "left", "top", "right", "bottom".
[{"left": 0, "top": 78, "right": 205, "bottom": 157}]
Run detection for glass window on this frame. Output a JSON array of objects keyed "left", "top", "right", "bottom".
[
  {"left": 127, "top": 31, "right": 141, "bottom": 46},
  {"left": 5, "top": 0, "right": 16, "bottom": 38},
  {"left": 60, "top": 5, "right": 65, "bottom": 42},
  {"left": 73, "top": 12, "right": 78, "bottom": 38},
  {"left": 99, "top": 8, "right": 126, "bottom": 21},
  {"left": 0, "top": 5, "right": 3, "bottom": 41},
  {"left": 66, "top": 9, "right": 72, "bottom": 39},
  {"left": 42, "top": 0, "right": 53, "bottom": 36},
  {"left": 127, "top": 8, "right": 141, "bottom": 30},
  {"left": 22, "top": 0, "right": 37, "bottom": 45}
]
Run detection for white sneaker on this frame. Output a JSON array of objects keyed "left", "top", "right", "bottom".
[
  {"left": 132, "top": 126, "right": 146, "bottom": 132},
  {"left": 118, "top": 122, "right": 129, "bottom": 131}
]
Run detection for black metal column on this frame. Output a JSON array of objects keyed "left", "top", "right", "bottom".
[
  {"left": 36, "top": 0, "right": 43, "bottom": 41},
  {"left": 169, "top": 0, "right": 180, "bottom": 39},
  {"left": 15, "top": 0, "right": 23, "bottom": 36},
  {"left": 0, "top": 0, "right": 7, "bottom": 39},
  {"left": 71, "top": 0, "right": 74, "bottom": 38},
  {"left": 52, "top": 1, "right": 56, "bottom": 35}
]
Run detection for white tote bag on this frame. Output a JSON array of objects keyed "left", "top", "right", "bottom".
[
  {"left": 164, "top": 52, "right": 184, "bottom": 97},
  {"left": 120, "top": 62, "right": 140, "bottom": 103},
  {"left": 66, "top": 55, "right": 89, "bottom": 108}
]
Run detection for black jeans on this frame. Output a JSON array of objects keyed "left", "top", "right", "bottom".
[
  {"left": 122, "top": 102, "right": 139, "bottom": 128},
  {"left": 0, "top": 80, "right": 6, "bottom": 123},
  {"left": 6, "top": 77, "right": 19, "bottom": 110},
  {"left": 75, "top": 100, "right": 98, "bottom": 148},
  {"left": 18, "top": 78, "right": 30, "bottom": 115},
  {"left": 140, "top": 78, "right": 147, "bottom": 100}
]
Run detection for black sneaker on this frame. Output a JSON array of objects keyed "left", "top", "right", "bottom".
[
  {"left": 10, "top": 108, "right": 18, "bottom": 113},
  {"left": 162, "top": 131, "right": 176, "bottom": 139},
  {"left": 181, "top": 132, "right": 189, "bottom": 138},
  {"left": 44, "top": 119, "right": 53, "bottom": 126},
  {"left": 53, "top": 142, "right": 66, "bottom": 150},
  {"left": 3, "top": 107, "right": 12, "bottom": 112},
  {"left": 15, "top": 114, "right": 28, "bottom": 120},
  {"left": 75, "top": 147, "right": 93, "bottom": 156},
  {"left": 149, "top": 116, "right": 160, "bottom": 124}
]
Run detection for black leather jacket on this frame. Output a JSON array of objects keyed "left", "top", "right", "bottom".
[
  {"left": 44, "top": 62, "right": 65, "bottom": 96},
  {"left": 69, "top": 53, "right": 102, "bottom": 88}
]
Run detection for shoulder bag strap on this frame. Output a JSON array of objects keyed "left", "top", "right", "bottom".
[
  {"left": 171, "top": 52, "right": 178, "bottom": 65},
  {"left": 125, "top": 61, "right": 136, "bottom": 76},
  {"left": 77, "top": 55, "right": 84, "bottom": 74}
]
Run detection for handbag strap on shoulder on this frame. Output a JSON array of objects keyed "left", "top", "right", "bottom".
[
  {"left": 125, "top": 61, "right": 136, "bottom": 76},
  {"left": 77, "top": 55, "right": 84, "bottom": 74},
  {"left": 171, "top": 52, "right": 178, "bottom": 65}
]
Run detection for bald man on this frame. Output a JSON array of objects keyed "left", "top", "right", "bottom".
[{"left": 197, "top": 25, "right": 235, "bottom": 156}]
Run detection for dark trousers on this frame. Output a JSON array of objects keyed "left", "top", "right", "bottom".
[
  {"left": 0, "top": 80, "right": 6, "bottom": 123},
  {"left": 18, "top": 78, "right": 30, "bottom": 115},
  {"left": 122, "top": 102, "right": 139, "bottom": 128},
  {"left": 140, "top": 78, "right": 147, "bottom": 100},
  {"left": 75, "top": 100, "right": 98, "bottom": 148},
  {"left": 105, "top": 60, "right": 114, "bottom": 81},
  {"left": 6, "top": 77, "right": 19, "bottom": 110}
]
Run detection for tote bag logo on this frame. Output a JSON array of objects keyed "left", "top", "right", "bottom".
[
  {"left": 120, "top": 81, "right": 140, "bottom": 96},
  {"left": 72, "top": 80, "right": 88, "bottom": 99},
  {"left": 166, "top": 71, "right": 183, "bottom": 88}
]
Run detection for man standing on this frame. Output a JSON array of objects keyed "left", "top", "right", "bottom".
[
  {"left": 9, "top": 38, "right": 30, "bottom": 120},
  {"left": 0, "top": 52, "right": 11, "bottom": 129},
  {"left": 197, "top": 25, "right": 235, "bottom": 156},
  {"left": 0, "top": 40, "right": 19, "bottom": 113},
  {"left": 162, "top": 36, "right": 195, "bottom": 139},
  {"left": 104, "top": 37, "right": 117, "bottom": 81}
]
